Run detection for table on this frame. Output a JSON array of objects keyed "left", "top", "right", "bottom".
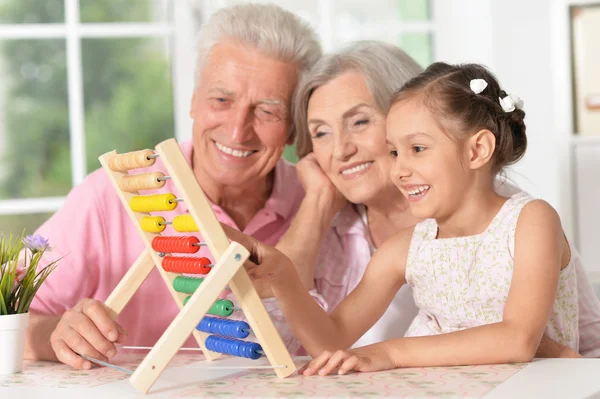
[{"left": 1, "top": 353, "right": 599, "bottom": 398}]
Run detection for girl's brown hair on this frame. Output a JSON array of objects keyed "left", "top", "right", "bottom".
[{"left": 391, "top": 62, "right": 527, "bottom": 173}]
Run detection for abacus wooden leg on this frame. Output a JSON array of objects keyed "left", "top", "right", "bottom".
[
  {"left": 228, "top": 271, "right": 296, "bottom": 378},
  {"left": 105, "top": 250, "right": 154, "bottom": 319},
  {"left": 129, "top": 242, "right": 249, "bottom": 393}
]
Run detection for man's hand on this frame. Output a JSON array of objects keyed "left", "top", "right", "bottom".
[{"left": 50, "top": 298, "right": 127, "bottom": 369}]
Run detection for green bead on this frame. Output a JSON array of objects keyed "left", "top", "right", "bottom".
[
  {"left": 173, "top": 276, "right": 204, "bottom": 294},
  {"left": 182, "top": 298, "right": 234, "bottom": 317},
  {"left": 209, "top": 299, "right": 234, "bottom": 316}
]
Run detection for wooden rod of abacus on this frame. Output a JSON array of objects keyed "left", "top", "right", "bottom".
[
  {"left": 155, "top": 138, "right": 296, "bottom": 379},
  {"left": 105, "top": 249, "right": 154, "bottom": 319},
  {"left": 98, "top": 150, "right": 220, "bottom": 361}
]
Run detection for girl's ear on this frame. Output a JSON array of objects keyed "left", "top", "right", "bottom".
[{"left": 467, "top": 129, "right": 496, "bottom": 170}]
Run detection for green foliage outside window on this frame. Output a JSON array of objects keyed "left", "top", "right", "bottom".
[{"left": 0, "top": 1, "right": 173, "bottom": 235}]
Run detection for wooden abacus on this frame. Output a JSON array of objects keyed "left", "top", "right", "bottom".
[{"left": 98, "top": 138, "right": 295, "bottom": 393}]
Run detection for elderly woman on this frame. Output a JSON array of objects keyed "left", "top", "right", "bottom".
[{"left": 279, "top": 40, "right": 600, "bottom": 356}]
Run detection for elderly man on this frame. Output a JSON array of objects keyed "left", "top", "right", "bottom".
[{"left": 24, "top": 4, "right": 322, "bottom": 370}]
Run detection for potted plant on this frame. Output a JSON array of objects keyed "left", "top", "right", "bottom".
[{"left": 0, "top": 233, "right": 59, "bottom": 374}]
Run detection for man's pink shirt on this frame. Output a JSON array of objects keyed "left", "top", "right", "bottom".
[{"left": 30, "top": 141, "right": 312, "bottom": 352}]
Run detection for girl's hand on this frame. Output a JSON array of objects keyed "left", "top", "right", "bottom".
[
  {"left": 221, "top": 223, "right": 293, "bottom": 282},
  {"left": 298, "top": 345, "right": 397, "bottom": 376},
  {"left": 297, "top": 153, "right": 346, "bottom": 214}
]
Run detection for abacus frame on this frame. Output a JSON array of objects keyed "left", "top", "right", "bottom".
[{"left": 98, "top": 138, "right": 295, "bottom": 393}]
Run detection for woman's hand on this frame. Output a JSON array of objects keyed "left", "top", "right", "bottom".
[
  {"left": 297, "top": 153, "right": 346, "bottom": 214},
  {"left": 298, "top": 345, "right": 397, "bottom": 376}
]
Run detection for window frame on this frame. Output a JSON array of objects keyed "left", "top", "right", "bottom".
[{"left": 0, "top": 0, "right": 178, "bottom": 217}]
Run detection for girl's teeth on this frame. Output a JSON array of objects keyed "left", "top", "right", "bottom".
[
  {"left": 341, "top": 162, "right": 373, "bottom": 175},
  {"left": 408, "top": 186, "right": 430, "bottom": 196},
  {"left": 215, "top": 142, "right": 253, "bottom": 158}
]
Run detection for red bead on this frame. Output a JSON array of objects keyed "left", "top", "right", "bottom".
[
  {"left": 151, "top": 236, "right": 199, "bottom": 254},
  {"left": 162, "top": 256, "right": 211, "bottom": 274}
]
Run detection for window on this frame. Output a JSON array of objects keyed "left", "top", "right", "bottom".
[{"left": 0, "top": 0, "right": 175, "bottom": 237}]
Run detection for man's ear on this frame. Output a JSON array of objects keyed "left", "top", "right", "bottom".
[
  {"left": 190, "top": 89, "right": 200, "bottom": 118},
  {"left": 466, "top": 129, "right": 496, "bottom": 170},
  {"left": 286, "top": 127, "right": 295, "bottom": 146}
]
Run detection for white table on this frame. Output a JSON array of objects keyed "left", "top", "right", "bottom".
[{"left": 1, "top": 354, "right": 599, "bottom": 398}]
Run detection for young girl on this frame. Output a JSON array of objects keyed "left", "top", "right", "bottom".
[{"left": 233, "top": 62, "right": 579, "bottom": 375}]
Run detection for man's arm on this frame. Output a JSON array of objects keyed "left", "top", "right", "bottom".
[
  {"left": 25, "top": 314, "right": 60, "bottom": 361},
  {"left": 25, "top": 170, "right": 126, "bottom": 368}
]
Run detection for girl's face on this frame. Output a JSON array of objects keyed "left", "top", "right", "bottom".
[
  {"left": 307, "top": 71, "right": 396, "bottom": 204},
  {"left": 386, "top": 97, "right": 471, "bottom": 220}
]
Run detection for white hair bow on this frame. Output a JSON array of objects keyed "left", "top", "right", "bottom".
[
  {"left": 470, "top": 79, "right": 488, "bottom": 94},
  {"left": 498, "top": 93, "right": 524, "bottom": 112}
]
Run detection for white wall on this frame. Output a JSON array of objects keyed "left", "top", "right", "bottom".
[{"left": 435, "top": 0, "right": 575, "bottom": 238}]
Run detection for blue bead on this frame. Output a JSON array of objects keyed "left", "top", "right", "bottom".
[
  {"left": 204, "top": 335, "right": 262, "bottom": 360},
  {"left": 196, "top": 316, "right": 251, "bottom": 339}
]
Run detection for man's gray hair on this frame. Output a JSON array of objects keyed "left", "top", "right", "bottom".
[
  {"left": 194, "top": 4, "right": 322, "bottom": 88},
  {"left": 294, "top": 41, "right": 423, "bottom": 158}
]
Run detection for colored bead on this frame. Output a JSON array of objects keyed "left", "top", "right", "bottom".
[
  {"left": 209, "top": 299, "right": 234, "bottom": 316},
  {"left": 119, "top": 171, "right": 166, "bottom": 192},
  {"left": 152, "top": 236, "right": 199, "bottom": 254},
  {"left": 205, "top": 335, "right": 262, "bottom": 360},
  {"left": 183, "top": 298, "right": 234, "bottom": 317},
  {"left": 197, "top": 316, "right": 250, "bottom": 339},
  {"left": 130, "top": 193, "right": 178, "bottom": 212},
  {"left": 109, "top": 149, "right": 156, "bottom": 172},
  {"left": 140, "top": 216, "right": 166, "bottom": 233},
  {"left": 162, "top": 256, "right": 211, "bottom": 274},
  {"left": 172, "top": 215, "right": 198, "bottom": 232},
  {"left": 172, "top": 276, "right": 204, "bottom": 294}
]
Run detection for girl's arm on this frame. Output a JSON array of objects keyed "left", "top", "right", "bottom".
[
  {"left": 304, "top": 200, "right": 568, "bottom": 375},
  {"left": 238, "top": 226, "right": 414, "bottom": 357}
]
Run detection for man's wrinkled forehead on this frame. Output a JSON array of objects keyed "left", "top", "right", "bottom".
[{"left": 197, "top": 40, "right": 298, "bottom": 101}]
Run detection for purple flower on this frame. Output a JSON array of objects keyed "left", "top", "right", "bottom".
[{"left": 23, "top": 234, "right": 50, "bottom": 253}]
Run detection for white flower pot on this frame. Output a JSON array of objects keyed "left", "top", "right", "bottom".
[{"left": 0, "top": 312, "right": 29, "bottom": 374}]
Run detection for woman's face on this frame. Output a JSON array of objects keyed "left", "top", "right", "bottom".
[{"left": 307, "top": 71, "right": 394, "bottom": 204}]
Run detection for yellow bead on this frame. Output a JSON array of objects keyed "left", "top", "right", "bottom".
[
  {"left": 130, "top": 193, "right": 178, "bottom": 212},
  {"left": 140, "top": 216, "right": 166, "bottom": 233},
  {"left": 172, "top": 215, "right": 198, "bottom": 232}
]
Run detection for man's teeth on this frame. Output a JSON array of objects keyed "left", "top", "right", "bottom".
[
  {"left": 215, "top": 142, "right": 254, "bottom": 158},
  {"left": 407, "top": 185, "right": 430, "bottom": 196},
  {"left": 341, "top": 162, "right": 373, "bottom": 175}
]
